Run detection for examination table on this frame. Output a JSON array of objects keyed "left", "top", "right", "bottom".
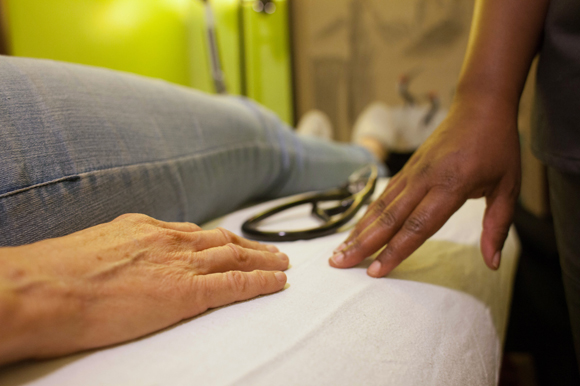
[{"left": 0, "top": 179, "right": 520, "bottom": 386}]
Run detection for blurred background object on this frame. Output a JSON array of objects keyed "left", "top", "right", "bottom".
[
  {"left": 242, "top": 0, "right": 293, "bottom": 124},
  {"left": 190, "top": 0, "right": 239, "bottom": 94},
  {"left": 291, "top": 0, "right": 471, "bottom": 142},
  {"left": 290, "top": 0, "right": 551, "bottom": 216},
  {"left": 189, "top": 0, "right": 294, "bottom": 125}
]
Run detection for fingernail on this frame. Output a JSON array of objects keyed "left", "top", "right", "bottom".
[
  {"left": 275, "top": 272, "right": 286, "bottom": 283},
  {"left": 492, "top": 252, "right": 501, "bottom": 270},
  {"left": 331, "top": 252, "right": 344, "bottom": 265},
  {"left": 276, "top": 252, "right": 288, "bottom": 261},
  {"left": 266, "top": 244, "right": 279, "bottom": 253},
  {"left": 333, "top": 243, "right": 347, "bottom": 253},
  {"left": 368, "top": 260, "right": 382, "bottom": 276}
]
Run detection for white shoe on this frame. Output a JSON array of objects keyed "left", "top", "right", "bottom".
[
  {"left": 296, "top": 110, "right": 334, "bottom": 140},
  {"left": 352, "top": 102, "right": 397, "bottom": 150},
  {"left": 390, "top": 105, "right": 446, "bottom": 152},
  {"left": 352, "top": 101, "right": 447, "bottom": 153}
]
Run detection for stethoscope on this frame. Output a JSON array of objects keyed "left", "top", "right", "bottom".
[
  {"left": 242, "top": 164, "right": 378, "bottom": 241},
  {"left": 200, "top": 2, "right": 377, "bottom": 241}
]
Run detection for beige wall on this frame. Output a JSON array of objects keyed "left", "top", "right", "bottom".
[{"left": 292, "top": 0, "right": 474, "bottom": 141}]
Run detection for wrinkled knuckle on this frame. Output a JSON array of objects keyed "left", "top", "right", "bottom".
[
  {"left": 437, "top": 169, "right": 463, "bottom": 194},
  {"left": 417, "top": 163, "right": 432, "bottom": 178},
  {"left": 403, "top": 213, "right": 429, "bottom": 235},
  {"left": 190, "top": 256, "right": 208, "bottom": 275},
  {"left": 255, "top": 271, "right": 269, "bottom": 287},
  {"left": 115, "top": 212, "right": 151, "bottom": 223},
  {"left": 157, "top": 227, "right": 175, "bottom": 238},
  {"left": 377, "top": 210, "right": 398, "bottom": 229},
  {"left": 227, "top": 271, "right": 249, "bottom": 293},
  {"left": 442, "top": 169, "right": 459, "bottom": 186},
  {"left": 227, "top": 243, "right": 248, "bottom": 264},
  {"left": 372, "top": 199, "right": 388, "bottom": 214},
  {"left": 156, "top": 228, "right": 184, "bottom": 246},
  {"left": 217, "top": 227, "right": 235, "bottom": 243},
  {"left": 132, "top": 213, "right": 155, "bottom": 223}
]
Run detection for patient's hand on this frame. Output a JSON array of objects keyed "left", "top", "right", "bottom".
[{"left": 0, "top": 214, "right": 288, "bottom": 365}]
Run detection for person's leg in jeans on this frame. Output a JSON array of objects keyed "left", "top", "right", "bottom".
[
  {"left": 548, "top": 167, "right": 580, "bottom": 369},
  {"left": 0, "top": 56, "right": 384, "bottom": 247}
]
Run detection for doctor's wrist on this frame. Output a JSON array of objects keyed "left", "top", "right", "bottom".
[
  {"left": 452, "top": 82, "right": 520, "bottom": 122},
  {"left": 448, "top": 89, "right": 520, "bottom": 133}
]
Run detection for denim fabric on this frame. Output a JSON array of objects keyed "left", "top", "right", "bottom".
[{"left": 0, "top": 56, "right": 383, "bottom": 247}]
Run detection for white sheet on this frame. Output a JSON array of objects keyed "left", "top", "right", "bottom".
[{"left": 0, "top": 179, "right": 520, "bottom": 386}]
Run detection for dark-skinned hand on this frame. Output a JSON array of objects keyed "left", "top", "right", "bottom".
[{"left": 330, "top": 100, "right": 521, "bottom": 277}]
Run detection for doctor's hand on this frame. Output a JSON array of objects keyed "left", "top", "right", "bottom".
[
  {"left": 0, "top": 213, "right": 288, "bottom": 366},
  {"left": 330, "top": 99, "right": 521, "bottom": 277}
]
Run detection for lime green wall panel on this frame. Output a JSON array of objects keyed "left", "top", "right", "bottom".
[
  {"left": 189, "top": 1, "right": 214, "bottom": 93},
  {"left": 5, "top": 0, "right": 294, "bottom": 124},
  {"left": 189, "top": 0, "right": 242, "bottom": 95},
  {"left": 242, "top": 0, "right": 293, "bottom": 125},
  {"left": 6, "top": 0, "right": 191, "bottom": 86}
]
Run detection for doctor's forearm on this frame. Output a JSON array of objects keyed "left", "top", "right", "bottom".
[{"left": 455, "top": 0, "right": 549, "bottom": 112}]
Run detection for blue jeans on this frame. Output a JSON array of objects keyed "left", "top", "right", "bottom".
[{"left": 0, "top": 56, "right": 384, "bottom": 247}]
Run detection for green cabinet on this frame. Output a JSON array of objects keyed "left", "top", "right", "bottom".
[{"left": 5, "top": 0, "right": 293, "bottom": 124}]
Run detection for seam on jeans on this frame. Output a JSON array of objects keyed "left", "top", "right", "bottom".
[
  {"left": 0, "top": 175, "right": 82, "bottom": 199},
  {"left": 0, "top": 140, "right": 270, "bottom": 200}
]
